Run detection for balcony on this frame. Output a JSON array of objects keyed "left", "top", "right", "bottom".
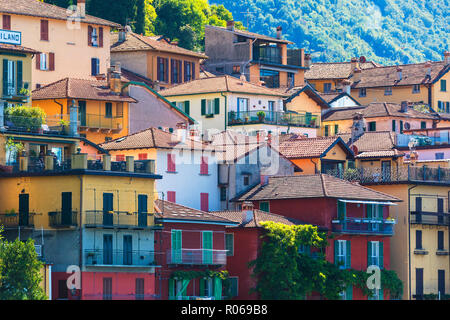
[
  {"left": 227, "top": 111, "right": 320, "bottom": 128},
  {"left": 84, "top": 249, "right": 155, "bottom": 267},
  {"left": 410, "top": 211, "right": 450, "bottom": 226},
  {"left": 397, "top": 133, "right": 450, "bottom": 147},
  {"left": 48, "top": 211, "right": 78, "bottom": 228},
  {"left": 253, "top": 45, "right": 282, "bottom": 65},
  {"left": 166, "top": 249, "right": 227, "bottom": 266},
  {"left": 332, "top": 217, "right": 396, "bottom": 236},
  {"left": 0, "top": 211, "right": 36, "bottom": 228},
  {"left": 2, "top": 81, "right": 31, "bottom": 103},
  {"left": 79, "top": 114, "right": 123, "bottom": 133},
  {"left": 3, "top": 114, "right": 75, "bottom": 136},
  {"left": 84, "top": 210, "right": 155, "bottom": 229}
]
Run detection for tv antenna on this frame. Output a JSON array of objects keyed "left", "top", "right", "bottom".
[{"left": 240, "top": 10, "right": 255, "bottom": 29}]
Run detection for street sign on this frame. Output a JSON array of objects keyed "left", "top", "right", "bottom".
[{"left": 0, "top": 29, "right": 21, "bottom": 46}]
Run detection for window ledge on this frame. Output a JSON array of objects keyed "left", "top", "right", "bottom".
[
  {"left": 166, "top": 171, "right": 178, "bottom": 174},
  {"left": 436, "top": 250, "right": 449, "bottom": 256},
  {"left": 414, "top": 249, "right": 429, "bottom": 255},
  {"left": 199, "top": 173, "right": 210, "bottom": 176}
]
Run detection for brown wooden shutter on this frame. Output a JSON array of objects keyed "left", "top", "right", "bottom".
[
  {"left": 99, "top": 27, "right": 103, "bottom": 47},
  {"left": 40, "top": 20, "right": 49, "bottom": 41},
  {"left": 3, "top": 15, "right": 11, "bottom": 30},
  {"left": 49, "top": 52, "right": 55, "bottom": 71},
  {"left": 88, "top": 26, "right": 93, "bottom": 46},
  {"left": 36, "top": 53, "right": 41, "bottom": 70}
]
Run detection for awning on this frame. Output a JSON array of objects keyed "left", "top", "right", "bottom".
[{"left": 338, "top": 199, "right": 398, "bottom": 206}]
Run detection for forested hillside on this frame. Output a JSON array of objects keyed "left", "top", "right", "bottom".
[{"left": 213, "top": 0, "right": 449, "bottom": 65}]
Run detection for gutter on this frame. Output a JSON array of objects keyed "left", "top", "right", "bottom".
[
  {"left": 53, "top": 99, "right": 64, "bottom": 117},
  {"left": 221, "top": 92, "right": 228, "bottom": 130}
]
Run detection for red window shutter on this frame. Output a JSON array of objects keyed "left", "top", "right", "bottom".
[
  {"left": 200, "top": 156, "right": 208, "bottom": 175},
  {"left": 49, "top": 52, "right": 55, "bottom": 71},
  {"left": 88, "top": 26, "right": 93, "bottom": 46},
  {"left": 3, "top": 15, "right": 11, "bottom": 30},
  {"left": 36, "top": 53, "right": 41, "bottom": 70},
  {"left": 40, "top": 20, "right": 49, "bottom": 41},
  {"left": 116, "top": 154, "right": 125, "bottom": 161},
  {"left": 167, "top": 191, "right": 176, "bottom": 203},
  {"left": 201, "top": 193, "right": 209, "bottom": 212},
  {"left": 99, "top": 27, "right": 103, "bottom": 47},
  {"left": 167, "top": 154, "right": 176, "bottom": 172},
  {"left": 138, "top": 153, "right": 147, "bottom": 160}
]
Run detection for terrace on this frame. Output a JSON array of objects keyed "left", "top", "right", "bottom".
[
  {"left": 166, "top": 249, "right": 228, "bottom": 266},
  {"left": 227, "top": 111, "right": 320, "bottom": 128},
  {"left": 84, "top": 210, "right": 156, "bottom": 229}
]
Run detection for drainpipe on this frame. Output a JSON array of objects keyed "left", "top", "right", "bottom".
[
  {"left": 221, "top": 92, "right": 227, "bottom": 130},
  {"left": 78, "top": 175, "right": 84, "bottom": 300},
  {"left": 310, "top": 158, "right": 318, "bottom": 174},
  {"left": 408, "top": 184, "right": 418, "bottom": 300},
  {"left": 53, "top": 99, "right": 64, "bottom": 118}
]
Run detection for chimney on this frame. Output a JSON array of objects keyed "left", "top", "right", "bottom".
[
  {"left": 352, "top": 67, "right": 362, "bottom": 83},
  {"left": 304, "top": 53, "right": 312, "bottom": 68},
  {"left": 276, "top": 26, "right": 282, "bottom": 39},
  {"left": 109, "top": 63, "right": 122, "bottom": 95},
  {"left": 350, "top": 57, "right": 359, "bottom": 73},
  {"left": 242, "top": 201, "right": 254, "bottom": 224},
  {"left": 176, "top": 127, "right": 187, "bottom": 143},
  {"left": 351, "top": 112, "right": 365, "bottom": 143},
  {"left": 396, "top": 66, "right": 403, "bottom": 81},
  {"left": 425, "top": 61, "right": 432, "bottom": 79},
  {"left": 226, "top": 20, "right": 235, "bottom": 31},
  {"left": 260, "top": 174, "right": 269, "bottom": 187},
  {"left": 400, "top": 101, "right": 409, "bottom": 113},
  {"left": 77, "top": 0, "right": 86, "bottom": 18},
  {"left": 444, "top": 51, "right": 450, "bottom": 65},
  {"left": 171, "top": 40, "right": 179, "bottom": 46},
  {"left": 342, "top": 79, "right": 351, "bottom": 95}
]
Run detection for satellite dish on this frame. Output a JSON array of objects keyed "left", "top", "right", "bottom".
[
  {"left": 359, "top": 56, "right": 366, "bottom": 63},
  {"left": 404, "top": 122, "right": 411, "bottom": 130}
]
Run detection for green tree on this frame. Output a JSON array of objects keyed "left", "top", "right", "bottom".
[{"left": 0, "top": 228, "right": 47, "bottom": 300}]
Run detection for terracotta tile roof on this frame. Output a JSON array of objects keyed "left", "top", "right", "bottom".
[
  {"left": 211, "top": 130, "right": 261, "bottom": 146},
  {"left": 234, "top": 174, "right": 401, "bottom": 202},
  {"left": 99, "top": 127, "right": 207, "bottom": 151},
  {"left": 159, "top": 75, "right": 288, "bottom": 97},
  {"left": 0, "top": 43, "right": 39, "bottom": 54},
  {"left": 305, "top": 61, "right": 380, "bottom": 80},
  {"left": 206, "top": 25, "right": 293, "bottom": 44},
  {"left": 0, "top": 0, "right": 120, "bottom": 27},
  {"left": 338, "top": 131, "right": 398, "bottom": 153},
  {"left": 278, "top": 136, "right": 350, "bottom": 159},
  {"left": 352, "top": 61, "right": 449, "bottom": 88},
  {"left": 154, "top": 199, "right": 236, "bottom": 224},
  {"left": 32, "top": 78, "right": 136, "bottom": 103},
  {"left": 322, "top": 102, "right": 437, "bottom": 121},
  {"left": 211, "top": 209, "right": 302, "bottom": 228},
  {"left": 110, "top": 32, "right": 207, "bottom": 59},
  {"left": 120, "top": 68, "right": 154, "bottom": 88},
  {"left": 355, "top": 150, "right": 405, "bottom": 159}
]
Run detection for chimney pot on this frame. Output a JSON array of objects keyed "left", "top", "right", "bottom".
[
  {"left": 77, "top": 0, "right": 86, "bottom": 18},
  {"left": 444, "top": 51, "right": 450, "bottom": 65},
  {"left": 227, "top": 20, "right": 235, "bottom": 31},
  {"left": 242, "top": 201, "right": 254, "bottom": 224},
  {"left": 276, "top": 26, "right": 282, "bottom": 39},
  {"left": 304, "top": 54, "right": 312, "bottom": 68}
]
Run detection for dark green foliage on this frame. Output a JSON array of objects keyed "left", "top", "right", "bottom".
[{"left": 214, "top": 0, "right": 449, "bottom": 64}]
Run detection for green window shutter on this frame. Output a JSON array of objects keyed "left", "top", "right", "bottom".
[
  {"left": 16, "top": 60, "right": 23, "bottom": 91},
  {"left": 367, "top": 204, "right": 373, "bottom": 218},
  {"left": 392, "top": 120, "right": 396, "bottom": 132},
  {"left": 334, "top": 124, "right": 338, "bottom": 135},
  {"left": 202, "top": 231, "right": 213, "bottom": 264},
  {"left": 201, "top": 99, "right": 206, "bottom": 115},
  {"left": 199, "top": 278, "right": 205, "bottom": 296},
  {"left": 168, "top": 279, "right": 174, "bottom": 299},
  {"left": 377, "top": 205, "right": 384, "bottom": 220},
  {"left": 214, "top": 277, "right": 222, "bottom": 300},
  {"left": 379, "top": 242, "right": 384, "bottom": 269},
  {"left": 259, "top": 201, "right": 269, "bottom": 212},
  {"left": 346, "top": 240, "right": 351, "bottom": 269},
  {"left": 367, "top": 241, "right": 372, "bottom": 267},
  {"left": 337, "top": 201, "right": 346, "bottom": 220},
  {"left": 3, "top": 59, "right": 8, "bottom": 96},
  {"left": 184, "top": 101, "right": 190, "bottom": 115},
  {"left": 400, "top": 120, "right": 403, "bottom": 133},
  {"left": 181, "top": 279, "right": 189, "bottom": 298},
  {"left": 324, "top": 125, "right": 329, "bottom": 137},
  {"left": 225, "top": 234, "right": 234, "bottom": 256},
  {"left": 346, "top": 285, "right": 353, "bottom": 300},
  {"left": 379, "top": 288, "right": 384, "bottom": 300},
  {"left": 334, "top": 240, "right": 338, "bottom": 264},
  {"left": 214, "top": 97, "right": 220, "bottom": 114}
]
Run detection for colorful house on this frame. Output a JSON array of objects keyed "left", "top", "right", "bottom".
[
  {"left": 110, "top": 30, "right": 207, "bottom": 91},
  {"left": 234, "top": 174, "right": 402, "bottom": 300},
  {"left": 319, "top": 91, "right": 361, "bottom": 109},
  {"left": 154, "top": 199, "right": 238, "bottom": 300},
  {"left": 204, "top": 22, "right": 307, "bottom": 89}
]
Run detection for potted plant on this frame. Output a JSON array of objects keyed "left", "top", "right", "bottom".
[
  {"left": 4, "top": 105, "right": 46, "bottom": 132},
  {"left": 5, "top": 138, "right": 24, "bottom": 171},
  {"left": 59, "top": 119, "right": 70, "bottom": 135},
  {"left": 256, "top": 111, "right": 266, "bottom": 123},
  {"left": 229, "top": 111, "right": 236, "bottom": 121},
  {"left": 244, "top": 115, "right": 249, "bottom": 123}
]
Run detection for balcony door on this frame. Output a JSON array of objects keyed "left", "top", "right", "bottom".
[
  {"left": 381, "top": 161, "right": 391, "bottom": 182},
  {"left": 123, "top": 235, "right": 132, "bottom": 265},
  {"left": 18, "top": 194, "right": 29, "bottom": 227},
  {"left": 61, "top": 192, "right": 72, "bottom": 226},
  {"left": 78, "top": 100, "right": 86, "bottom": 126},
  {"left": 138, "top": 194, "right": 148, "bottom": 227},
  {"left": 202, "top": 231, "right": 213, "bottom": 264},
  {"left": 102, "top": 193, "right": 114, "bottom": 226},
  {"left": 171, "top": 230, "right": 182, "bottom": 264},
  {"left": 103, "top": 234, "right": 113, "bottom": 265},
  {"left": 367, "top": 204, "right": 382, "bottom": 232},
  {"left": 437, "top": 198, "right": 444, "bottom": 224}
]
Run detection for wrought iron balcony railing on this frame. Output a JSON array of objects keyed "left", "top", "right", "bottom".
[
  {"left": 410, "top": 211, "right": 450, "bottom": 226},
  {"left": 166, "top": 249, "right": 228, "bottom": 265},
  {"left": 48, "top": 211, "right": 78, "bottom": 227},
  {"left": 0, "top": 211, "right": 36, "bottom": 227},
  {"left": 2, "top": 81, "right": 31, "bottom": 102},
  {"left": 228, "top": 111, "right": 320, "bottom": 128},
  {"left": 84, "top": 210, "right": 155, "bottom": 229},
  {"left": 79, "top": 114, "right": 123, "bottom": 132},
  {"left": 84, "top": 249, "right": 155, "bottom": 267},
  {"left": 331, "top": 217, "right": 396, "bottom": 236}
]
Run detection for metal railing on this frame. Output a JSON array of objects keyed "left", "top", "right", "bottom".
[
  {"left": 48, "top": 211, "right": 78, "bottom": 227},
  {"left": 84, "top": 210, "right": 155, "bottom": 229},
  {"left": 411, "top": 211, "right": 450, "bottom": 226},
  {"left": 84, "top": 249, "right": 155, "bottom": 267},
  {"left": 79, "top": 114, "right": 123, "bottom": 131},
  {"left": 166, "top": 249, "right": 228, "bottom": 265},
  {"left": 0, "top": 212, "right": 36, "bottom": 227},
  {"left": 397, "top": 133, "right": 450, "bottom": 147},
  {"left": 228, "top": 111, "right": 320, "bottom": 128},
  {"left": 331, "top": 217, "right": 396, "bottom": 235},
  {"left": 169, "top": 296, "right": 217, "bottom": 300},
  {"left": 3, "top": 114, "right": 75, "bottom": 135},
  {"left": 253, "top": 46, "right": 282, "bottom": 65},
  {"left": 2, "top": 81, "right": 31, "bottom": 101}
]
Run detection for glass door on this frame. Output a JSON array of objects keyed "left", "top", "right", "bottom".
[{"left": 19, "top": 194, "right": 29, "bottom": 226}]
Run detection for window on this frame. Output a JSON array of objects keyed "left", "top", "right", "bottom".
[
  {"left": 243, "top": 175, "right": 250, "bottom": 186},
  {"left": 334, "top": 124, "right": 339, "bottom": 135},
  {"left": 201, "top": 98, "right": 219, "bottom": 116},
  {"left": 399, "top": 120, "right": 404, "bottom": 133},
  {"left": 216, "top": 67, "right": 224, "bottom": 73},
  {"left": 368, "top": 241, "right": 383, "bottom": 268},
  {"left": 438, "top": 231, "right": 444, "bottom": 251},
  {"left": 359, "top": 88, "right": 366, "bottom": 97},
  {"left": 167, "top": 191, "right": 176, "bottom": 203},
  {"left": 324, "top": 125, "right": 329, "bottom": 137},
  {"left": 438, "top": 270, "right": 445, "bottom": 295},
  {"left": 232, "top": 65, "right": 240, "bottom": 74},
  {"left": 446, "top": 102, "right": 450, "bottom": 113},
  {"left": 287, "top": 72, "right": 295, "bottom": 87},
  {"left": 171, "top": 59, "right": 182, "bottom": 84},
  {"left": 157, "top": 57, "right": 168, "bottom": 82},
  {"left": 441, "top": 79, "right": 447, "bottom": 92},
  {"left": 138, "top": 153, "right": 147, "bottom": 160},
  {"left": 237, "top": 97, "right": 249, "bottom": 115},
  {"left": 392, "top": 120, "right": 396, "bottom": 132},
  {"left": 88, "top": 26, "right": 103, "bottom": 47},
  {"left": 260, "top": 69, "right": 280, "bottom": 88},
  {"left": 438, "top": 101, "right": 445, "bottom": 112},
  {"left": 103, "top": 278, "right": 112, "bottom": 300},
  {"left": 384, "top": 87, "right": 392, "bottom": 95},
  {"left": 415, "top": 268, "right": 423, "bottom": 299},
  {"left": 115, "top": 154, "right": 125, "bottom": 161},
  {"left": 225, "top": 233, "right": 234, "bottom": 256},
  {"left": 337, "top": 201, "right": 346, "bottom": 220},
  {"left": 39, "top": 53, "right": 47, "bottom": 70},
  {"left": 259, "top": 201, "right": 269, "bottom": 212},
  {"left": 105, "top": 103, "right": 112, "bottom": 118},
  {"left": 40, "top": 20, "right": 49, "bottom": 41},
  {"left": 420, "top": 121, "right": 426, "bottom": 129},
  {"left": 220, "top": 187, "right": 227, "bottom": 201},
  {"left": 228, "top": 277, "right": 238, "bottom": 298},
  {"left": 323, "top": 83, "right": 332, "bottom": 93},
  {"left": 200, "top": 193, "right": 209, "bottom": 211},
  {"left": 200, "top": 156, "right": 208, "bottom": 175},
  {"left": 167, "top": 153, "right": 176, "bottom": 172},
  {"left": 2, "top": 15, "right": 11, "bottom": 30},
  {"left": 91, "top": 58, "right": 100, "bottom": 76},
  {"left": 435, "top": 152, "right": 444, "bottom": 160},
  {"left": 416, "top": 230, "right": 422, "bottom": 249},
  {"left": 135, "top": 278, "right": 144, "bottom": 300},
  {"left": 184, "top": 61, "right": 194, "bottom": 82},
  {"left": 335, "top": 240, "right": 350, "bottom": 269},
  {"left": 368, "top": 121, "right": 376, "bottom": 132},
  {"left": 412, "top": 84, "right": 420, "bottom": 93}
]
